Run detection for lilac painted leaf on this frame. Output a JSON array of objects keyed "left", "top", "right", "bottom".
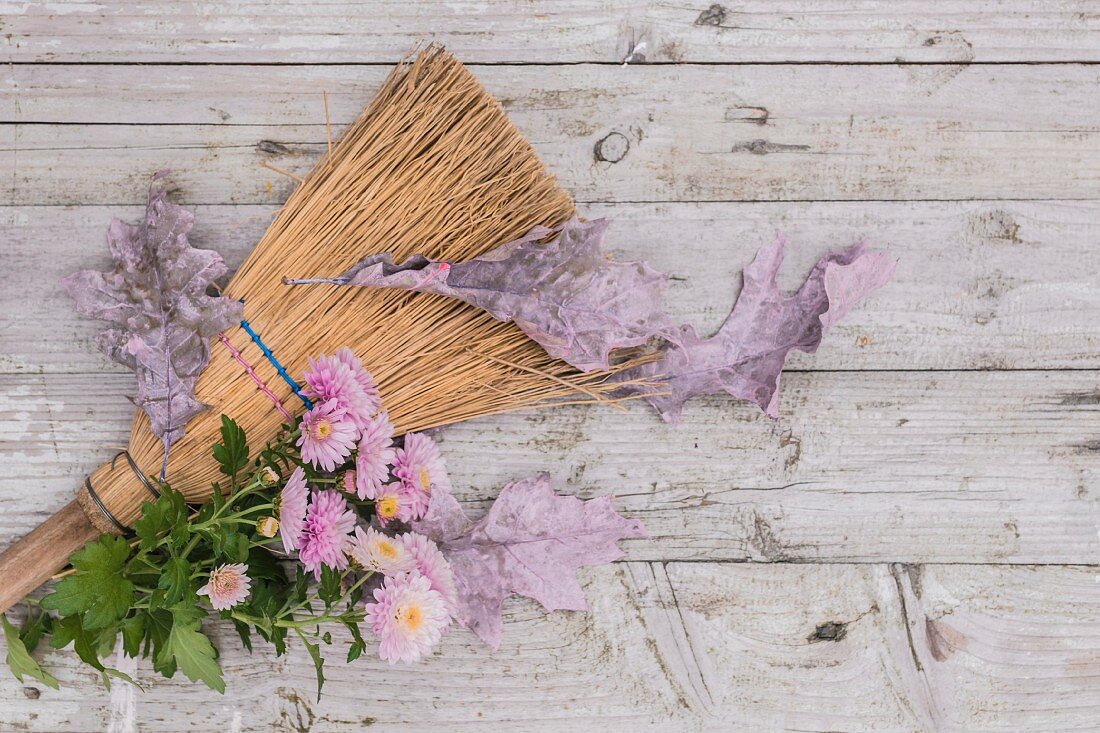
[
  {"left": 60, "top": 173, "right": 242, "bottom": 463},
  {"left": 619, "top": 237, "right": 896, "bottom": 421},
  {"left": 286, "top": 218, "right": 680, "bottom": 371},
  {"left": 413, "top": 473, "right": 646, "bottom": 650}
]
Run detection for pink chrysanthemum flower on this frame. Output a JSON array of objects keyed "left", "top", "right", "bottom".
[
  {"left": 355, "top": 411, "right": 396, "bottom": 500},
  {"left": 302, "top": 350, "right": 380, "bottom": 432},
  {"left": 197, "top": 563, "right": 252, "bottom": 611},
  {"left": 334, "top": 347, "right": 381, "bottom": 408},
  {"left": 365, "top": 574, "right": 450, "bottom": 664},
  {"left": 297, "top": 399, "right": 358, "bottom": 472},
  {"left": 298, "top": 489, "right": 357, "bottom": 578},
  {"left": 373, "top": 484, "right": 416, "bottom": 527},
  {"left": 392, "top": 432, "right": 452, "bottom": 520},
  {"left": 348, "top": 526, "right": 416, "bottom": 576},
  {"left": 278, "top": 467, "right": 309, "bottom": 553},
  {"left": 402, "top": 532, "right": 458, "bottom": 615}
]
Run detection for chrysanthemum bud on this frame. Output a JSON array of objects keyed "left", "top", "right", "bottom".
[
  {"left": 341, "top": 469, "right": 357, "bottom": 495},
  {"left": 259, "top": 466, "right": 280, "bottom": 487},
  {"left": 256, "top": 516, "right": 279, "bottom": 538}
]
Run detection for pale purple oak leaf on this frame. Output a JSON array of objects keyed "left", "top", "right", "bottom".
[
  {"left": 617, "top": 236, "right": 896, "bottom": 421},
  {"left": 285, "top": 217, "right": 680, "bottom": 371},
  {"left": 412, "top": 472, "right": 647, "bottom": 650},
  {"left": 60, "top": 172, "right": 243, "bottom": 472}
]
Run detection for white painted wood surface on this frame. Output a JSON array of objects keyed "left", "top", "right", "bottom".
[
  {"left": 6, "top": 201, "right": 1100, "bottom": 373},
  {"left": 1, "top": 2, "right": 1099, "bottom": 731},
  {"left": 5, "top": 1, "right": 1100, "bottom": 63},
  {"left": 4, "top": 370, "right": 1099, "bottom": 563},
  {"left": 6, "top": 64, "right": 1100, "bottom": 203}
]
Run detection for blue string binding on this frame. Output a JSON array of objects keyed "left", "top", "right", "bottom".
[{"left": 239, "top": 317, "right": 313, "bottom": 409}]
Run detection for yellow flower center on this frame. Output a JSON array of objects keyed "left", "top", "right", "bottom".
[
  {"left": 312, "top": 419, "right": 332, "bottom": 440},
  {"left": 377, "top": 496, "right": 399, "bottom": 519},
  {"left": 377, "top": 541, "right": 398, "bottom": 560},
  {"left": 417, "top": 466, "right": 432, "bottom": 493},
  {"left": 397, "top": 604, "right": 423, "bottom": 632}
]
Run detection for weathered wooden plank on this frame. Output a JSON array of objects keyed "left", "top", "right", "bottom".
[
  {"left": 4, "top": 1, "right": 1100, "bottom": 64},
  {"left": 1, "top": 563, "right": 1097, "bottom": 731},
  {"left": 5, "top": 201, "right": 1099, "bottom": 375},
  {"left": 4, "top": 64, "right": 1100, "bottom": 204},
  {"left": 3, "top": 370, "right": 1098, "bottom": 564}
]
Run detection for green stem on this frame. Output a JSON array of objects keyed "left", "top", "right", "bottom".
[
  {"left": 193, "top": 502, "right": 272, "bottom": 532},
  {"left": 230, "top": 610, "right": 272, "bottom": 635},
  {"left": 179, "top": 534, "right": 202, "bottom": 560}
]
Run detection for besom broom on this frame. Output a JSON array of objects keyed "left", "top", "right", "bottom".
[{"left": 0, "top": 47, "right": 625, "bottom": 613}]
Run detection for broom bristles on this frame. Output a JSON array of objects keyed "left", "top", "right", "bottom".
[{"left": 78, "top": 46, "right": 627, "bottom": 531}]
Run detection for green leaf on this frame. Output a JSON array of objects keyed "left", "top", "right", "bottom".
[
  {"left": 257, "top": 623, "right": 288, "bottom": 656},
  {"left": 231, "top": 619, "right": 253, "bottom": 653},
  {"left": 297, "top": 632, "right": 325, "bottom": 701},
  {"left": 94, "top": 625, "right": 118, "bottom": 659},
  {"left": 213, "top": 415, "right": 249, "bottom": 480},
  {"left": 346, "top": 640, "right": 365, "bottom": 663},
  {"left": 318, "top": 566, "right": 342, "bottom": 607},
  {"left": 19, "top": 608, "right": 50, "bottom": 654},
  {"left": 133, "top": 485, "right": 188, "bottom": 552},
  {"left": 169, "top": 521, "right": 191, "bottom": 554},
  {"left": 343, "top": 620, "right": 365, "bottom": 663},
  {"left": 145, "top": 609, "right": 177, "bottom": 678},
  {"left": 50, "top": 616, "right": 105, "bottom": 672},
  {"left": 212, "top": 527, "right": 249, "bottom": 564},
  {"left": 164, "top": 608, "right": 224, "bottom": 693},
  {"left": 132, "top": 500, "right": 165, "bottom": 551},
  {"left": 48, "top": 614, "right": 79, "bottom": 649},
  {"left": 292, "top": 569, "right": 310, "bottom": 606},
  {"left": 41, "top": 535, "right": 135, "bottom": 631},
  {"left": 247, "top": 579, "right": 282, "bottom": 621},
  {"left": 103, "top": 666, "right": 142, "bottom": 690},
  {"left": 245, "top": 546, "right": 285, "bottom": 583},
  {"left": 158, "top": 556, "right": 192, "bottom": 607},
  {"left": 145, "top": 588, "right": 168, "bottom": 614},
  {"left": 3, "top": 615, "right": 59, "bottom": 690},
  {"left": 210, "top": 483, "right": 227, "bottom": 511},
  {"left": 120, "top": 614, "right": 144, "bottom": 658}
]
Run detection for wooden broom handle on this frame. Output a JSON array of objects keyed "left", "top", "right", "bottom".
[{"left": 0, "top": 500, "right": 100, "bottom": 614}]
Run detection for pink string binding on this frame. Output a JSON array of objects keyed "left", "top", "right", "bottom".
[{"left": 218, "top": 333, "right": 294, "bottom": 422}]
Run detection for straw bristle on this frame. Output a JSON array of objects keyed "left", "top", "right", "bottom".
[{"left": 80, "top": 47, "right": 625, "bottom": 530}]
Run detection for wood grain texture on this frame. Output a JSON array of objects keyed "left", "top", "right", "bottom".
[
  {"left": 4, "top": 201, "right": 1100, "bottom": 375},
  {"left": 3, "top": 1, "right": 1100, "bottom": 64},
  {"left": 4, "top": 370, "right": 1098, "bottom": 564},
  {"left": 0, "top": 499, "right": 98, "bottom": 613},
  {"left": 0, "top": 563, "right": 1096, "bottom": 732},
  {"left": 4, "top": 64, "right": 1100, "bottom": 204}
]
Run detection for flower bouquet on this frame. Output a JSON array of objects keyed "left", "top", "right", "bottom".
[{"left": 5, "top": 349, "right": 644, "bottom": 697}]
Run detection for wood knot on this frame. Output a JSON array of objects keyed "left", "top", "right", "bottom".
[
  {"left": 594, "top": 132, "right": 630, "bottom": 163},
  {"left": 695, "top": 4, "right": 727, "bottom": 26},
  {"left": 807, "top": 621, "right": 847, "bottom": 643},
  {"left": 256, "top": 140, "right": 292, "bottom": 155}
]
